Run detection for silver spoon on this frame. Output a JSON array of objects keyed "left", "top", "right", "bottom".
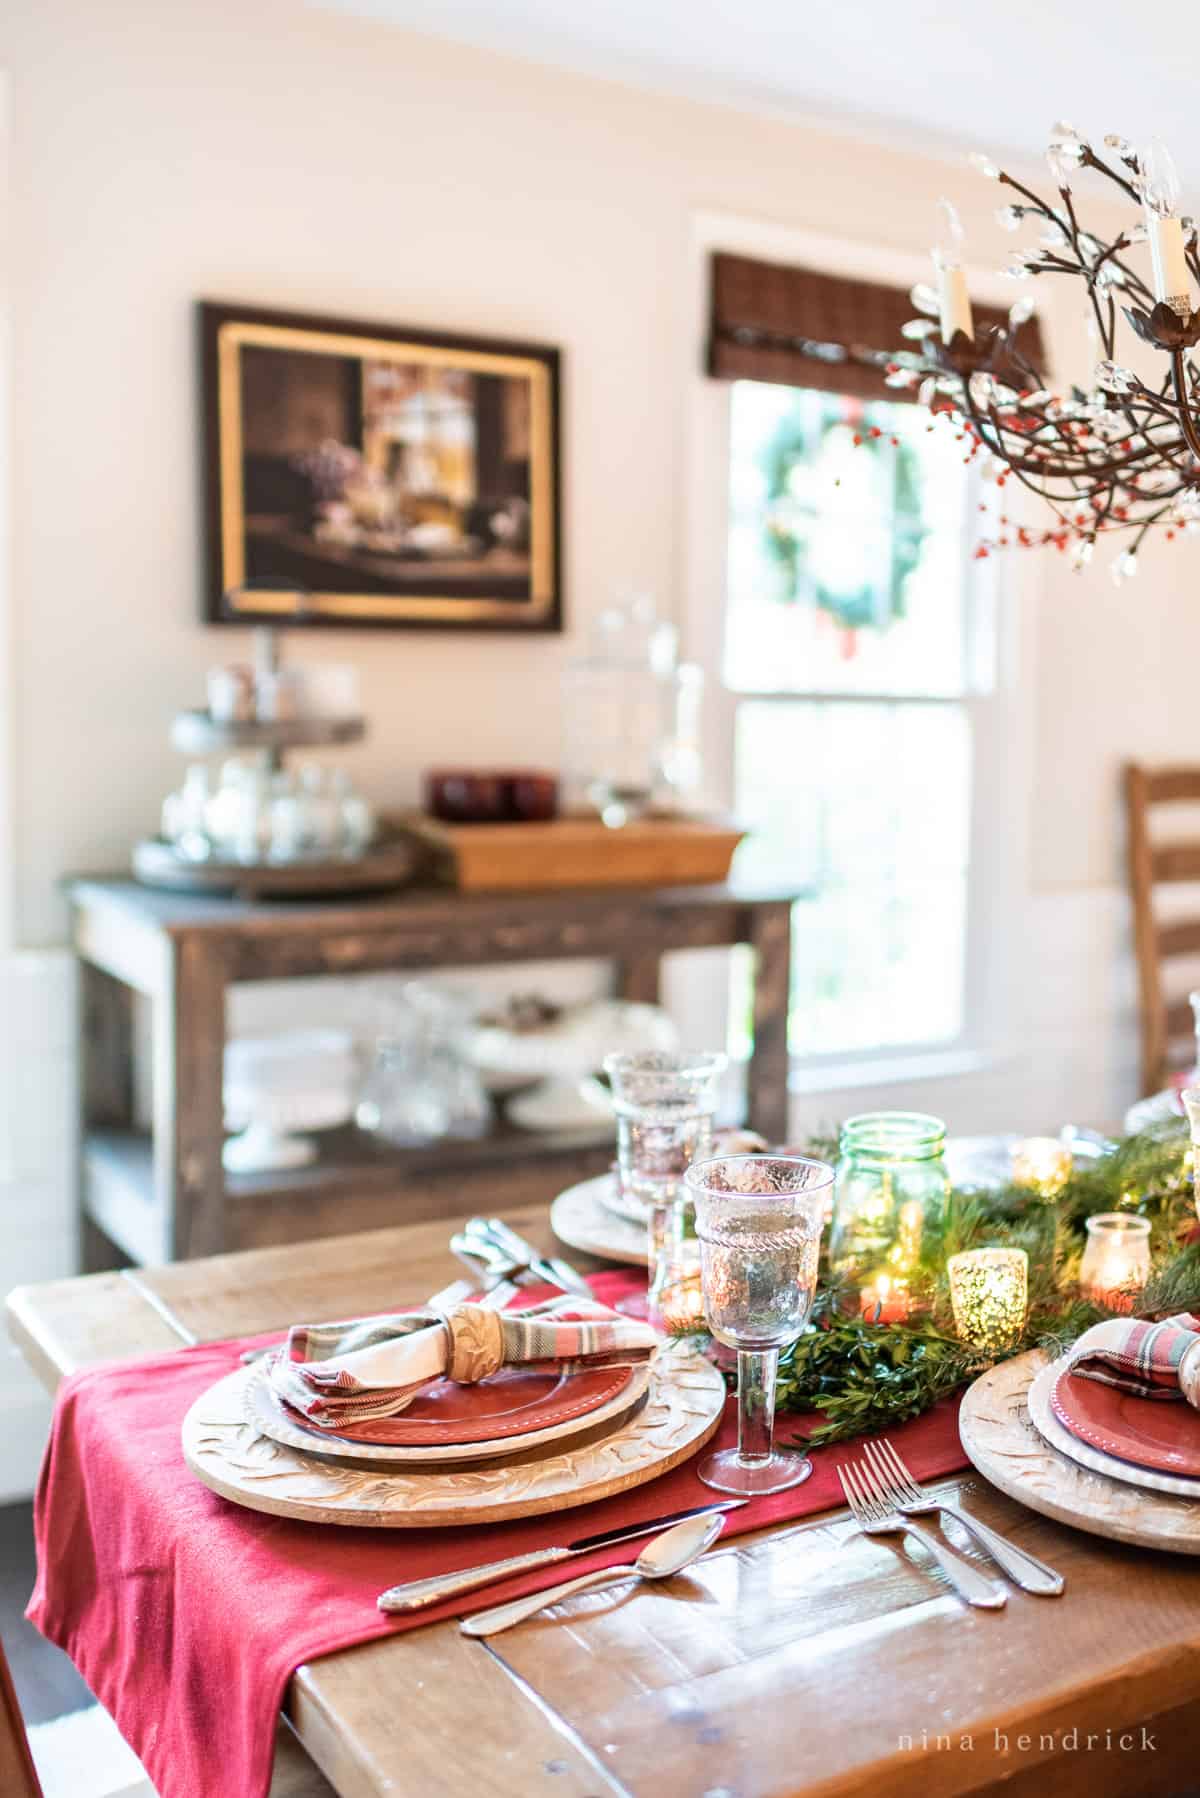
[{"left": 459, "top": 1510, "right": 726, "bottom": 1638}]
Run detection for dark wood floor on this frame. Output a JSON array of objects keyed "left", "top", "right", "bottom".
[{"left": 0, "top": 1500, "right": 92, "bottom": 1725}]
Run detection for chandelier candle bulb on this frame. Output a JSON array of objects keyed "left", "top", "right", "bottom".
[
  {"left": 1079, "top": 1213, "right": 1152, "bottom": 1311},
  {"left": 1010, "top": 1137, "right": 1073, "bottom": 1197},
  {"left": 1142, "top": 138, "right": 1192, "bottom": 317},
  {"left": 1149, "top": 214, "right": 1190, "bottom": 315},
  {"left": 948, "top": 1248, "right": 1028, "bottom": 1355},
  {"left": 933, "top": 198, "right": 974, "bottom": 343}
]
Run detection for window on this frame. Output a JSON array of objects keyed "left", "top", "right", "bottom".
[{"left": 722, "top": 379, "right": 991, "bottom": 1067}]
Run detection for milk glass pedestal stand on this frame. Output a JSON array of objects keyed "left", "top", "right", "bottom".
[{"left": 687, "top": 1154, "right": 833, "bottom": 1496}]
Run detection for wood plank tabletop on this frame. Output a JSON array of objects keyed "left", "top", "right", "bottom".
[{"left": 10, "top": 1210, "right": 1200, "bottom": 1798}]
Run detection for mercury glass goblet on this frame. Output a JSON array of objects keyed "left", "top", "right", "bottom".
[{"left": 687, "top": 1154, "right": 832, "bottom": 1495}]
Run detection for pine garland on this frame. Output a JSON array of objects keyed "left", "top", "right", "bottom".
[{"left": 710, "top": 1120, "right": 1200, "bottom": 1449}]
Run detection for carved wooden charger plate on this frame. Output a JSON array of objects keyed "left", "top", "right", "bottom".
[
  {"left": 959, "top": 1349, "right": 1200, "bottom": 1554},
  {"left": 182, "top": 1343, "right": 725, "bottom": 1527},
  {"left": 550, "top": 1175, "right": 647, "bottom": 1266}
]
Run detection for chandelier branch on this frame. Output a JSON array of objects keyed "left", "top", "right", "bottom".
[{"left": 895, "top": 124, "right": 1200, "bottom": 575}]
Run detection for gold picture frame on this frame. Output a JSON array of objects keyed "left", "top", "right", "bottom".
[{"left": 200, "top": 301, "right": 562, "bottom": 631}]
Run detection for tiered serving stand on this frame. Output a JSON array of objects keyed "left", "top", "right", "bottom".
[{"left": 134, "top": 650, "right": 417, "bottom": 898}]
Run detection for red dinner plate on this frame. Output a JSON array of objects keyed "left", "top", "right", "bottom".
[
  {"left": 1051, "top": 1369, "right": 1200, "bottom": 1479},
  {"left": 276, "top": 1362, "right": 636, "bottom": 1448}
]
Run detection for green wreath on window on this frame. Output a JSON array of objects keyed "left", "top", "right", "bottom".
[{"left": 760, "top": 406, "right": 926, "bottom": 635}]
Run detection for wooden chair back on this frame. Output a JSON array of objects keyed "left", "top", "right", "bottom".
[
  {"left": 1125, "top": 762, "right": 1200, "bottom": 1096},
  {"left": 0, "top": 1637, "right": 43, "bottom": 1798}
]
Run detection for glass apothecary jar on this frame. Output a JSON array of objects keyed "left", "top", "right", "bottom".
[
  {"left": 561, "top": 595, "right": 705, "bottom": 824},
  {"left": 828, "top": 1112, "right": 949, "bottom": 1320}
]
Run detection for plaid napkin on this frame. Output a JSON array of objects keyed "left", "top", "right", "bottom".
[
  {"left": 269, "top": 1295, "right": 658, "bottom": 1428},
  {"left": 1065, "top": 1313, "right": 1200, "bottom": 1403}
]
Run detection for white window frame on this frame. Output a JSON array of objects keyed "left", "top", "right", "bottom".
[{"left": 681, "top": 210, "right": 1040, "bottom": 1085}]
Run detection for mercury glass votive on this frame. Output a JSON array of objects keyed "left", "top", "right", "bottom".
[
  {"left": 1079, "top": 1213, "right": 1151, "bottom": 1311},
  {"left": 1010, "top": 1136, "right": 1073, "bottom": 1197},
  {"left": 948, "top": 1248, "right": 1028, "bottom": 1355}
]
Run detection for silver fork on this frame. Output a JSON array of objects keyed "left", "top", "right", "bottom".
[
  {"left": 838, "top": 1461, "right": 1007, "bottom": 1609},
  {"left": 863, "top": 1438, "right": 1064, "bottom": 1596}
]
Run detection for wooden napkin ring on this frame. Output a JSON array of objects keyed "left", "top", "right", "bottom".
[
  {"left": 1179, "top": 1337, "right": 1200, "bottom": 1410},
  {"left": 439, "top": 1306, "right": 505, "bottom": 1384}
]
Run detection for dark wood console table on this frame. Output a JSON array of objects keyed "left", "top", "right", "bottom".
[{"left": 68, "top": 878, "right": 796, "bottom": 1268}]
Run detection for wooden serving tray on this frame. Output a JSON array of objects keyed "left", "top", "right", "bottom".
[{"left": 397, "top": 813, "right": 746, "bottom": 892}]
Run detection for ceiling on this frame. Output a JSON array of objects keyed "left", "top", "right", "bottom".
[{"left": 313, "top": 0, "right": 1200, "bottom": 187}]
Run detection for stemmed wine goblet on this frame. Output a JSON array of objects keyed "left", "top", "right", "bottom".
[
  {"left": 686, "top": 1153, "right": 833, "bottom": 1495},
  {"left": 604, "top": 1049, "right": 727, "bottom": 1322}
]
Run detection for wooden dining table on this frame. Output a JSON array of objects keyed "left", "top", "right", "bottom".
[{"left": 10, "top": 1204, "right": 1200, "bottom": 1798}]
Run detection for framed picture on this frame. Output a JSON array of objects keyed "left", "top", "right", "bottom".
[{"left": 199, "top": 301, "right": 562, "bottom": 631}]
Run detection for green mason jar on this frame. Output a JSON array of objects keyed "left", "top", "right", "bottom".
[{"left": 828, "top": 1112, "right": 949, "bottom": 1320}]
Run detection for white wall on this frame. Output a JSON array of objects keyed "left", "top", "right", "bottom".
[
  {"left": 1, "top": 0, "right": 1197, "bottom": 1486},
  {"left": 6, "top": 0, "right": 1197, "bottom": 947}
]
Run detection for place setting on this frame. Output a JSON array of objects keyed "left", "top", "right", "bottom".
[
  {"left": 183, "top": 1204, "right": 727, "bottom": 1528},
  {"left": 180, "top": 1051, "right": 824, "bottom": 1546},
  {"left": 962, "top": 1303, "right": 1200, "bottom": 1554}
]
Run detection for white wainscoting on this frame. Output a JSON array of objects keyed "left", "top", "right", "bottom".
[{"left": 0, "top": 949, "right": 78, "bottom": 1503}]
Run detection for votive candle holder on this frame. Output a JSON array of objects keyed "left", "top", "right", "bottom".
[
  {"left": 948, "top": 1247, "right": 1028, "bottom": 1355},
  {"left": 1079, "top": 1212, "right": 1151, "bottom": 1311},
  {"left": 1010, "top": 1136, "right": 1073, "bottom": 1197}
]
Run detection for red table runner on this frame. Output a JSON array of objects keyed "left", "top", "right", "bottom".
[{"left": 28, "top": 1270, "right": 968, "bottom": 1798}]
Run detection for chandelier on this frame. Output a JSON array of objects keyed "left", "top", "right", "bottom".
[{"left": 890, "top": 123, "right": 1200, "bottom": 579}]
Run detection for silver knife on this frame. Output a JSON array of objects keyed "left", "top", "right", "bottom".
[
  {"left": 496, "top": 1226, "right": 593, "bottom": 1298},
  {"left": 468, "top": 1216, "right": 592, "bottom": 1298},
  {"left": 376, "top": 1498, "right": 745, "bottom": 1613}
]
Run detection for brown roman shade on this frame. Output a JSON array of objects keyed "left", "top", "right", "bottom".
[{"left": 707, "top": 251, "right": 1047, "bottom": 403}]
